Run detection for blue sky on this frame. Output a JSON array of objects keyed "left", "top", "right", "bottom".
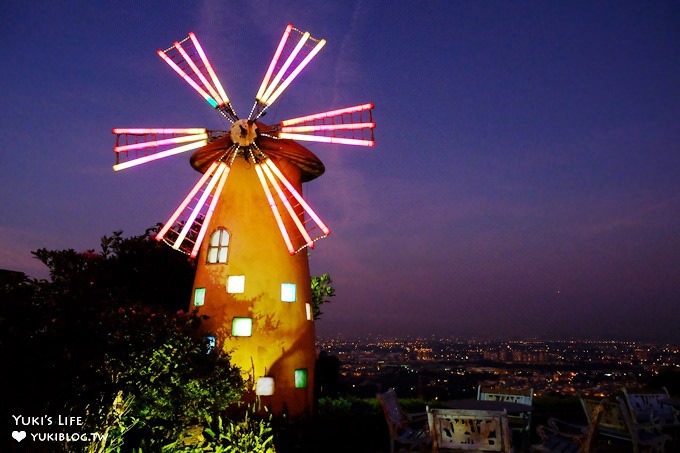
[{"left": 1, "top": 0, "right": 678, "bottom": 341}]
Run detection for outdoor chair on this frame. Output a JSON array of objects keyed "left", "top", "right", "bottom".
[
  {"left": 580, "top": 396, "right": 670, "bottom": 452},
  {"left": 617, "top": 396, "right": 671, "bottom": 453},
  {"left": 478, "top": 385, "right": 533, "bottom": 439},
  {"left": 427, "top": 407, "right": 512, "bottom": 452},
  {"left": 532, "top": 402, "right": 603, "bottom": 453},
  {"left": 377, "top": 388, "right": 429, "bottom": 453},
  {"left": 622, "top": 386, "right": 680, "bottom": 428}
]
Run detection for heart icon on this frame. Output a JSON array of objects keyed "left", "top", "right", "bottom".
[{"left": 12, "top": 431, "right": 26, "bottom": 442}]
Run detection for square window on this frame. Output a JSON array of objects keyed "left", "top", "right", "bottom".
[
  {"left": 305, "top": 303, "right": 312, "bottom": 321},
  {"left": 227, "top": 275, "right": 245, "bottom": 293},
  {"left": 231, "top": 317, "right": 252, "bottom": 337},
  {"left": 256, "top": 377, "right": 275, "bottom": 396},
  {"left": 294, "top": 368, "right": 308, "bottom": 389},
  {"left": 194, "top": 287, "right": 206, "bottom": 307},
  {"left": 281, "top": 283, "right": 296, "bottom": 302}
]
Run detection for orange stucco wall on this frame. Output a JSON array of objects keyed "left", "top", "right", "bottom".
[{"left": 190, "top": 155, "right": 316, "bottom": 416}]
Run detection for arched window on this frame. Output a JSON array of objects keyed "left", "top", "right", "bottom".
[{"left": 207, "top": 228, "right": 230, "bottom": 264}]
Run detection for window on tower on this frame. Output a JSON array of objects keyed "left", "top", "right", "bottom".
[
  {"left": 207, "top": 228, "right": 230, "bottom": 264},
  {"left": 231, "top": 317, "right": 252, "bottom": 337},
  {"left": 227, "top": 275, "right": 245, "bottom": 294},
  {"left": 193, "top": 287, "right": 206, "bottom": 307},
  {"left": 281, "top": 283, "right": 296, "bottom": 302},
  {"left": 294, "top": 368, "right": 308, "bottom": 388}
]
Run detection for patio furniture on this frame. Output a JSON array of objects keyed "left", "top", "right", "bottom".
[
  {"left": 580, "top": 397, "right": 670, "bottom": 452},
  {"left": 617, "top": 397, "right": 671, "bottom": 453},
  {"left": 622, "top": 386, "right": 680, "bottom": 428},
  {"left": 427, "top": 407, "right": 512, "bottom": 452},
  {"left": 478, "top": 385, "right": 533, "bottom": 442},
  {"left": 377, "top": 388, "right": 429, "bottom": 453},
  {"left": 532, "top": 402, "right": 603, "bottom": 453}
]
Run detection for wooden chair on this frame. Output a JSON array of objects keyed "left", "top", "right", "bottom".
[
  {"left": 622, "top": 386, "right": 680, "bottom": 428},
  {"left": 478, "top": 385, "right": 533, "bottom": 439},
  {"left": 427, "top": 407, "right": 512, "bottom": 452},
  {"left": 617, "top": 397, "right": 671, "bottom": 453},
  {"left": 581, "top": 397, "right": 630, "bottom": 442},
  {"left": 532, "top": 402, "right": 603, "bottom": 453},
  {"left": 580, "top": 397, "right": 670, "bottom": 452},
  {"left": 377, "top": 388, "right": 429, "bottom": 453}
]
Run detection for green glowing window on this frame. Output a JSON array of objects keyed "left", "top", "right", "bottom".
[
  {"left": 207, "top": 229, "right": 230, "bottom": 264},
  {"left": 194, "top": 287, "right": 206, "bottom": 307},
  {"left": 231, "top": 317, "right": 252, "bottom": 337},
  {"left": 294, "top": 368, "right": 308, "bottom": 388},
  {"left": 227, "top": 275, "right": 245, "bottom": 294},
  {"left": 281, "top": 283, "right": 296, "bottom": 302}
]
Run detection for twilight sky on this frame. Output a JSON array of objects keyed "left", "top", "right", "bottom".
[{"left": 1, "top": 1, "right": 678, "bottom": 342}]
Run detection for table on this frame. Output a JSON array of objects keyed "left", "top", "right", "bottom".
[{"left": 444, "top": 399, "right": 532, "bottom": 414}]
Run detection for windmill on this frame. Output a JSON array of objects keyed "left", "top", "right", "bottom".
[{"left": 112, "top": 24, "right": 375, "bottom": 415}]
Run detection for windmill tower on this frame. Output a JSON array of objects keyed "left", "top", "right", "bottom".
[{"left": 112, "top": 25, "right": 375, "bottom": 416}]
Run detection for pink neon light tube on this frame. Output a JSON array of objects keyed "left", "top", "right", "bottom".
[
  {"left": 189, "top": 33, "right": 230, "bottom": 104},
  {"left": 156, "top": 161, "right": 219, "bottom": 242},
  {"left": 113, "top": 140, "right": 207, "bottom": 171},
  {"left": 260, "top": 32, "right": 310, "bottom": 104},
  {"left": 174, "top": 41, "right": 224, "bottom": 105},
  {"left": 190, "top": 164, "right": 231, "bottom": 257},
  {"left": 113, "top": 128, "right": 206, "bottom": 135},
  {"left": 255, "top": 164, "right": 295, "bottom": 253},
  {"left": 174, "top": 164, "right": 227, "bottom": 249},
  {"left": 278, "top": 132, "right": 375, "bottom": 147},
  {"left": 261, "top": 163, "right": 314, "bottom": 248},
  {"left": 280, "top": 103, "right": 374, "bottom": 126},
  {"left": 157, "top": 50, "right": 217, "bottom": 106},
  {"left": 264, "top": 159, "right": 330, "bottom": 235},
  {"left": 256, "top": 24, "right": 293, "bottom": 101},
  {"left": 114, "top": 133, "right": 207, "bottom": 152},
  {"left": 280, "top": 122, "right": 375, "bottom": 133},
  {"left": 263, "top": 38, "right": 326, "bottom": 107}
]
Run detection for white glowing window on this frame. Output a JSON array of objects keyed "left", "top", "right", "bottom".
[
  {"left": 232, "top": 317, "right": 252, "bottom": 337},
  {"left": 281, "top": 283, "right": 296, "bottom": 302},
  {"left": 194, "top": 287, "right": 206, "bottom": 307},
  {"left": 305, "top": 303, "right": 312, "bottom": 321},
  {"left": 207, "top": 229, "right": 230, "bottom": 263},
  {"left": 256, "top": 377, "right": 275, "bottom": 396},
  {"left": 227, "top": 275, "right": 245, "bottom": 294}
]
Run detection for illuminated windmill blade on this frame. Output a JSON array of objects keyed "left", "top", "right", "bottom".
[
  {"left": 276, "top": 103, "right": 376, "bottom": 147},
  {"left": 112, "top": 128, "right": 208, "bottom": 171},
  {"left": 156, "top": 161, "right": 231, "bottom": 256},
  {"left": 255, "top": 158, "right": 330, "bottom": 254},
  {"left": 158, "top": 33, "right": 238, "bottom": 122},
  {"left": 249, "top": 24, "right": 326, "bottom": 120}
]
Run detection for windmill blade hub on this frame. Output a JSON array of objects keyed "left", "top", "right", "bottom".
[{"left": 230, "top": 119, "right": 258, "bottom": 146}]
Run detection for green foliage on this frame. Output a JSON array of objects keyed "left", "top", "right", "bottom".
[
  {"left": 0, "top": 228, "right": 252, "bottom": 453},
  {"left": 163, "top": 403, "right": 276, "bottom": 453},
  {"left": 310, "top": 273, "right": 335, "bottom": 320}
]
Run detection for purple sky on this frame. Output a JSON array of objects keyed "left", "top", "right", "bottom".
[{"left": 1, "top": 1, "right": 678, "bottom": 342}]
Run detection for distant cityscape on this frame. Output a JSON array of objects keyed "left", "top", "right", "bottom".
[{"left": 316, "top": 336, "right": 680, "bottom": 400}]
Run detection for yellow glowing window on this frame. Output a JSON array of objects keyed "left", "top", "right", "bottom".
[
  {"left": 194, "top": 287, "right": 206, "bottom": 307},
  {"left": 281, "top": 283, "right": 296, "bottom": 302},
  {"left": 305, "top": 303, "right": 312, "bottom": 321},
  {"left": 294, "top": 368, "right": 308, "bottom": 388},
  {"left": 227, "top": 275, "right": 245, "bottom": 294},
  {"left": 231, "top": 317, "right": 252, "bottom": 337},
  {"left": 207, "top": 229, "right": 230, "bottom": 264}
]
